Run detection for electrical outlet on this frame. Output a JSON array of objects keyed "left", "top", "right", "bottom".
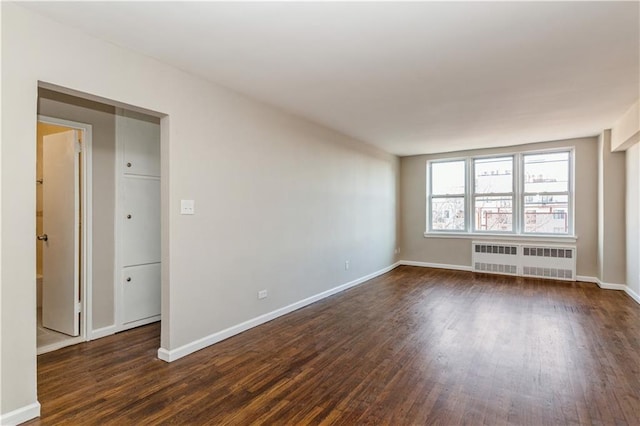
[
  {"left": 345, "top": 260, "right": 350, "bottom": 270},
  {"left": 258, "top": 290, "right": 268, "bottom": 299}
]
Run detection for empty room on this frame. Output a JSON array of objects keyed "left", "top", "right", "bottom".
[{"left": 1, "top": 1, "right": 639, "bottom": 425}]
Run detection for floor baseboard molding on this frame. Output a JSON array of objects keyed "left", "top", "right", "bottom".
[
  {"left": 399, "top": 260, "right": 472, "bottom": 272},
  {"left": 399, "top": 267, "right": 640, "bottom": 306},
  {"left": 90, "top": 324, "right": 118, "bottom": 340},
  {"left": 623, "top": 285, "right": 640, "bottom": 304},
  {"left": 0, "top": 401, "right": 41, "bottom": 425},
  {"left": 37, "top": 335, "right": 85, "bottom": 355},
  {"left": 556, "top": 275, "right": 640, "bottom": 306},
  {"left": 158, "top": 262, "right": 401, "bottom": 362},
  {"left": 575, "top": 275, "right": 599, "bottom": 284}
]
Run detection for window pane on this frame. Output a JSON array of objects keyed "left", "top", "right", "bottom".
[
  {"left": 431, "top": 161, "right": 465, "bottom": 195},
  {"left": 474, "top": 196, "right": 513, "bottom": 232},
  {"left": 524, "top": 152, "right": 569, "bottom": 193},
  {"left": 474, "top": 157, "right": 513, "bottom": 194},
  {"left": 524, "top": 194, "right": 569, "bottom": 233},
  {"left": 431, "top": 197, "right": 465, "bottom": 230}
]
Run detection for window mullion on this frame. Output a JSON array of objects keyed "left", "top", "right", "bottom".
[
  {"left": 515, "top": 153, "right": 522, "bottom": 234},
  {"left": 467, "top": 158, "right": 473, "bottom": 232}
]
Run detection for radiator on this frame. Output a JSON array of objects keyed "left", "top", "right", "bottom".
[{"left": 472, "top": 241, "right": 576, "bottom": 281}]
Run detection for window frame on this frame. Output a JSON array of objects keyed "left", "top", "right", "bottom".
[
  {"left": 520, "top": 149, "right": 574, "bottom": 237},
  {"left": 471, "top": 154, "right": 515, "bottom": 234},
  {"left": 426, "top": 158, "right": 467, "bottom": 233},
  {"left": 425, "top": 147, "right": 575, "bottom": 239}
]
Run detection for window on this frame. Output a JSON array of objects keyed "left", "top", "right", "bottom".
[
  {"left": 473, "top": 156, "right": 513, "bottom": 232},
  {"left": 429, "top": 160, "right": 465, "bottom": 231},
  {"left": 522, "top": 152, "right": 570, "bottom": 234},
  {"left": 427, "top": 149, "right": 573, "bottom": 236}
]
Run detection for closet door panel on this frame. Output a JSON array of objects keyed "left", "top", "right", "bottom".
[
  {"left": 122, "top": 263, "right": 161, "bottom": 324},
  {"left": 122, "top": 176, "right": 161, "bottom": 266},
  {"left": 120, "top": 112, "right": 161, "bottom": 177}
]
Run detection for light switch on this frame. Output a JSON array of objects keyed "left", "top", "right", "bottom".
[{"left": 180, "top": 199, "right": 195, "bottom": 215}]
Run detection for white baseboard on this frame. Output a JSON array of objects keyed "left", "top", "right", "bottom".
[
  {"left": 37, "top": 335, "right": 85, "bottom": 355},
  {"left": 0, "top": 402, "right": 40, "bottom": 425},
  {"left": 566, "top": 275, "right": 640, "bottom": 305},
  {"left": 625, "top": 286, "right": 640, "bottom": 304},
  {"left": 158, "top": 262, "right": 401, "bottom": 362},
  {"left": 121, "top": 315, "right": 161, "bottom": 333},
  {"left": 399, "top": 260, "right": 472, "bottom": 272},
  {"left": 597, "top": 281, "right": 627, "bottom": 291},
  {"left": 575, "top": 275, "right": 599, "bottom": 284},
  {"left": 89, "top": 324, "right": 118, "bottom": 340},
  {"left": 397, "top": 267, "right": 640, "bottom": 306}
]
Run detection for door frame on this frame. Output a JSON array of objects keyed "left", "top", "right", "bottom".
[{"left": 37, "top": 115, "right": 93, "bottom": 350}]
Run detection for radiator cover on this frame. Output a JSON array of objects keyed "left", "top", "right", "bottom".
[{"left": 472, "top": 241, "right": 576, "bottom": 281}]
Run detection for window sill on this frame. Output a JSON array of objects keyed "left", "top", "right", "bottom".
[{"left": 423, "top": 232, "right": 578, "bottom": 244}]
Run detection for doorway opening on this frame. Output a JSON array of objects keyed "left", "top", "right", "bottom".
[{"left": 36, "top": 116, "right": 92, "bottom": 354}]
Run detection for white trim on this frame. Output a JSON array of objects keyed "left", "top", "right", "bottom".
[
  {"left": 575, "top": 275, "right": 599, "bottom": 284},
  {"left": 424, "top": 232, "right": 577, "bottom": 243},
  {"left": 624, "top": 286, "right": 640, "bottom": 304},
  {"left": 122, "top": 315, "right": 160, "bottom": 332},
  {"left": 0, "top": 402, "right": 41, "bottom": 425},
  {"left": 399, "top": 260, "right": 472, "bottom": 272},
  {"left": 565, "top": 275, "right": 640, "bottom": 305},
  {"left": 597, "top": 281, "right": 626, "bottom": 291},
  {"left": 114, "top": 108, "right": 124, "bottom": 331},
  {"left": 89, "top": 324, "right": 118, "bottom": 340},
  {"left": 37, "top": 335, "right": 85, "bottom": 355},
  {"left": 158, "top": 262, "right": 401, "bottom": 362},
  {"left": 37, "top": 116, "right": 93, "bottom": 343}
]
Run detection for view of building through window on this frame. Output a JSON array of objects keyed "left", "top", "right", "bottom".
[
  {"left": 523, "top": 152, "right": 570, "bottom": 233},
  {"left": 474, "top": 156, "right": 513, "bottom": 232},
  {"left": 430, "top": 160, "right": 465, "bottom": 230},
  {"left": 428, "top": 150, "right": 571, "bottom": 234}
]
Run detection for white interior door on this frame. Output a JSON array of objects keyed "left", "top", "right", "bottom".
[{"left": 42, "top": 129, "right": 80, "bottom": 337}]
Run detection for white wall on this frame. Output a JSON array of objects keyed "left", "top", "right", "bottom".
[{"left": 1, "top": 3, "right": 399, "bottom": 419}]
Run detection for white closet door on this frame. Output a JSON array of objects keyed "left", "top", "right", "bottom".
[
  {"left": 122, "top": 176, "right": 161, "bottom": 266},
  {"left": 42, "top": 130, "right": 80, "bottom": 336},
  {"left": 121, "top": 111, "right": 161, "bottom": 177},
  {"left": 122, "top": 263, "right": 161, "bottom": 324}
]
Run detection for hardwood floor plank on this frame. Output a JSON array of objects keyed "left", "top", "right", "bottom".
[{"left": 26, "top": 266, "right": 640, "bottom": 425}]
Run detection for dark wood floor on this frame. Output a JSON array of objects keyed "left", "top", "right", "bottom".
[{"left": 28, "top": 266, "right": 640, "bottom": 425}]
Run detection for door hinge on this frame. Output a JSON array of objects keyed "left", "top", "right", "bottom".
[
  {"left": 75, "top": 141, "right": 82, "bottom": 153},
  {"left": 76, "top": 301, "right": 82, "bottom": 314}
]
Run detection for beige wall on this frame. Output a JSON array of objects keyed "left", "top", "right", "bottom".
[
  {"left": 38, "top": 89, "right": 117, "bottom": 331},
  {"left": 612, "top": 101, "right": 640, "bottom": 151},
  {"left": 597, "top": 130, "right": 626, "bottom": 285},
  {"left": 626, "top": 143, "right": 639, "bottom": 296},
  {"left": 1, "top": 3, "right": 399, "bottom": 417},
  {"left": 400, "top": 137, "right": 599, "bottom": 277}
]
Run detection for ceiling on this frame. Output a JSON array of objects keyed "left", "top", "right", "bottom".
[{"left": 23, "top": 1, "right": 640, "bottom": 156}]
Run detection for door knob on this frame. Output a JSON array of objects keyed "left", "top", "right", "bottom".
[
  {"left": 126, "top": 214, "right": 132, "bottom": 219},
  {"left": 126, "top": 277, "right": 132, "bottom": 282},
  {"left": 37, "top": 234, "right": 48, "bottom": 242},
  {"left": 126, "top": 162, "right": 132, "bottom": 168}
]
